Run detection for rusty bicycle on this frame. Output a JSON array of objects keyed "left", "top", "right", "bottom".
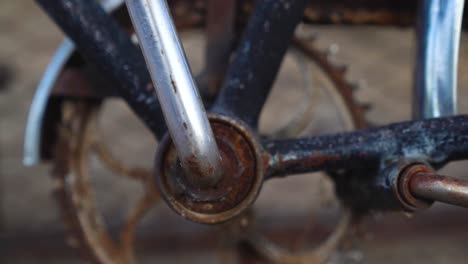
[{"left": 25, "top": 0, "right": 468, "bottom": 263}]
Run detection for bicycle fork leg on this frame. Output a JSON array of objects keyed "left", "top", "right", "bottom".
[{"left": 414, "top": 0, "right": 465, "bottom": 119}]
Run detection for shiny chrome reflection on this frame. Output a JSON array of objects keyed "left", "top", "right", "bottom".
[
  {"left": 23, "top": 39, "right": 75, "bottom": 166},
  {"left": 414, "top": 0, "right": 465, "bottom": 119},
  {"left": 23, "top": 0, "right": 124, "bottom": 166},
  {"left": 125, "top": 0, "right": 223, "bottom": 187}
]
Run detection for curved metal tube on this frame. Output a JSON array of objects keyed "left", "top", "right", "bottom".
[
  {"left": 23, "top": 39, "right": 75, "bottom": 166},
  {"left": 125, "top": 0, "right": 223, "bottom": 187},
  {"left": 414, "top": 0, "right": 465, "bottom": 119},
  {"left": 23, "top": 0, "right": 124, "bottom": 166}
]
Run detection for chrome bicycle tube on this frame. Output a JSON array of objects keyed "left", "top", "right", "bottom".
[
  {"left": 414, "top": 0, "right": 465, "bottom": 119},
  {"left": 125, "top": 0, "right": 223, "bottom": 187}
]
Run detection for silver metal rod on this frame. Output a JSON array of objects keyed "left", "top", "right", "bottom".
[
  {"left": 24, "top": 39, "right": 75, "bottom": 166},
  {"left": 410, "top": 172, "right": 468, "bottom": 208},
  {"left": 414, "top": 0, "right": 464, "bottom": 119},
  {"left": 125, "top": 0, "right": 223, "bottom": 187}
]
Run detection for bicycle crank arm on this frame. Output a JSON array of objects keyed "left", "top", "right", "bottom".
[
  {"left": 264, "top": 115, "right": 468, "bottom": 211},
  {"left": 125, "top": 0, "right": 223, "bottom": 187}
]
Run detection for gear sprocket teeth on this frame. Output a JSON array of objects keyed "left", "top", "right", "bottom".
[
  {"left": 51, "top": 120, "right": 95, "bottom": 261},
  {"left": 296, "top": 28, "right": 373, "bottom": 128},
  {"left": 293, "top": 37, "right": 370, "bottom": 129},
  {"left": 238, "top": 34, "right": 372, "bottom": 262},
  {"left": 48, "top": 5, "right": 373, "bottom": 263}
]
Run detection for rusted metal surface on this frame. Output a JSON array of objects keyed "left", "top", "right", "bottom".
[
  {"left": 51, "top": 101, "right": 121, "bottom": 264},
  {"left": 51, "top": 101, "right": 161, "bottom": 263},
  {"left": 410, "top": 172, "right": 468, "bottom": 208},
  {"left": 36, "top": 0, "right": 167, "bottom": 139},
  {"left": 235, "top": 0, "right": 418, "bottom": 27},
  {"left": 34, "top": 0, "right": 467, "bottom": 148},
  {"left": 34, "top": 0, "right": 468, "bottom": 262},
  {"left": 163, "top": 0, "right": 468, "bottom": 32},
  {"left": 215, "top": 35, "right": 367, "bottom": 262},
  {"left": 263, "top": 115, "right": 468, "bottom": 213},
  {"left": 30, "top": 0, "right": 468, "bottom": 151},
  {"left": 47, "top": 34, "right": 369, "bottom": 262},
  {"left": 378, "top": 162, "right": 468, "bottom": 211},
  {"left": 156, "top": 115, "right": 264, "bottom": 224},
  {"left": 156, "top": 0, "right": 467, "bottom": 30},
  {"left": 264, "top": 115, "right": 468, "bottom": 178},
  {"left": 395, "top": 162, "right": 434, "bottom": 211},
  {"left": 39, "top": 5, "right": 371, "bottom": 260},
  {"left": 241, "top": 0, "right": 468, "bottom": 29},
  {"left": 303, "top": 0, "right": 417, "bottom": 26},
  {"left": 51, "top": 68, "right": 117, "bottom": 98},
  {"left": 169, "top": 0, "right": 423, "bottom": 30},
  {"left": 335, "top": 160, "right": 468, "bottom": 213}
]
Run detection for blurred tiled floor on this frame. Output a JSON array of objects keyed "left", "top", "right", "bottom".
[{"left": 2, "top": 1, "right": 468, "bottom": 263}]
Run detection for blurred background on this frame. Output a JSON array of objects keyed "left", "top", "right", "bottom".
[{"left": 1, "top": 1, "right": 468, "bottom": 263}]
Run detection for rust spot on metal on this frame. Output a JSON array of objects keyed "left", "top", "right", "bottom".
[
  {"left": 155, "top": 115, "right": 264, "bottom": 224},
  {"left": 170, "top": 74, "right": 177, "bottom": 93},
  {"left": 51, "top": 68, "right": 116, "bottom": 98},
  {"left": 276, "top": 151, "right": 341, "bottom": 173},
  {"left": 184, "top": 153, "right": 204, "bottom": 181},
  {"left": 304, "top": 7, "right": 414, "bottom": 26},
  {"left": 396, "top": 163, "right": 434, "bottom": 210},
  {"left": 306, "top": 151, "right": 341, "bottom": 166}
]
